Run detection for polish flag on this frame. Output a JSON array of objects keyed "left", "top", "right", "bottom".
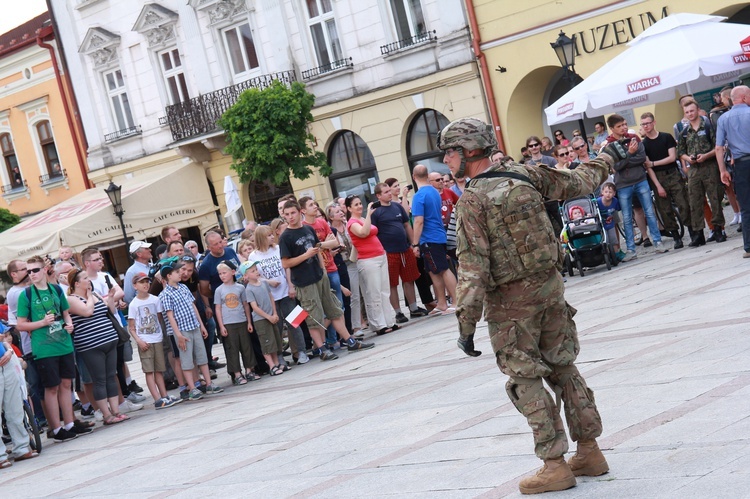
[{"left": 285, "top": 305, "right": 308, "bottom": 328}]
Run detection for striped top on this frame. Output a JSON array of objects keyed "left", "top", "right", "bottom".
[{"left": 70, "top": 297, "right": 118, "bottom": 352}]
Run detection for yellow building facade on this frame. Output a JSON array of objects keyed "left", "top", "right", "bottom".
[
  {"left": 473, "top": 0, "right": 750, "bottom": 156},
  {"left": 0, "top": 14, "right": 88, "bottom": 217}
]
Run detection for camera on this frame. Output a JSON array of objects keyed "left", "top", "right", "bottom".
[
  {"left": 406, "top": 184, "right": 413, "bottom": 191},
  {"left": 371, "top": 201, "right": 381, "bottom": 209}
]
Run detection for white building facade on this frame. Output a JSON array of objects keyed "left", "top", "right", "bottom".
[{"left": 50, "top": 0, "right": 488, "bottom": 225}]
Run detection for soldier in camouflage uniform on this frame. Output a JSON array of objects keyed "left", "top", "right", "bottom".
[
  {"left": 438, "top": 118, "right": 623, "bottom": 495},
  {"left": 677, "top": 100, "right": 726, "bottom": 246}
]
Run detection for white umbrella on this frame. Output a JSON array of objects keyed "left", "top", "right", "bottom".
[
  {"left": 223, "top": 175, "right": 242, "bottom": 216},
  {"left": 546, "top": 13, "right": 750, "bottom": 125}
]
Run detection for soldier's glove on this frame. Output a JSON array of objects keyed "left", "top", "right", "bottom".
[
  {"left": 599, "top": 139, "right": 630, "bottom": 162},
  {"left": 458, "top": 335, "right": 482, "bottom": 357}
]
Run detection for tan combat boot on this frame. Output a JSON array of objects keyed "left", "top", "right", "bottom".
[
  {"left": 518, "top": 457, "right": 576, "bottom": 495},
  {"left": 567, "top": 439, "right": 609, "bottom": 477}
]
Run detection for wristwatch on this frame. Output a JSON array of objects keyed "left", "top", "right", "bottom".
[{"left": 411, "top": 244, "right": 419, "bottom": 247}]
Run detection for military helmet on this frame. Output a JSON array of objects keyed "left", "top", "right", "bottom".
[{"left": 437, "top": 118, "right": 497, "bottom": 152}]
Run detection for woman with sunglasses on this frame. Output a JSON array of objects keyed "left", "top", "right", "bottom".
[
  {"left": 552, "top": 145, "right": 573, "bottom": 170},
  {"left": 553, "top": 130, "right": 570, "bottom": 146},
  {"left": 524, "top": 136, "right": 557, "bottom": 168},
  {"left": 66, "top": 269, "right": 126, "bottom": 425}
]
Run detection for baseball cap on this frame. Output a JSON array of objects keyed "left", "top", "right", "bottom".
[
  {"left": 238, "top": 261, "right": 258, "bottom": 276},
  {"left": 129, "top": 241, "right": 152, "bottom": 254},
  {"left": 131, "top": 272, "right": 151, "bottom": 285}
]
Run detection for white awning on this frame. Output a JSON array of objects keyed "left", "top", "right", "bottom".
[{"left": 0, "top": 163, "right": 218, "bottom": 267}]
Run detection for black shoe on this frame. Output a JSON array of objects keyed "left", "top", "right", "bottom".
[
  {"left": 706, "top": 230, "right": 717, "bottom": 242},
  {"left": 642, "top": 238, "right": 652, "bottom": 247},
  {"left": 72, "top": 420, "right": 94, "bottom": 434},
  {"left": 714, "top": 226, "right": 727, "bottom": 243},
  {"left": 688, "top": 230, "right": 706, "bottom": 247},
  {"left": 52, "top": 428, "right": 78, "bottom": 443},
  {"left": 128, "top": 380, "right": 144, "bottom": 393},
  {"left": 673, "top": 236, "right": 684, "bottom": 249},
  {"left": 208, "top": 361, "right": 226, "bottom": 370},
  {"left": 738, "top": 223, "right": 742, "bottom": 233},
  {"left": 395, "top": 312, "right": 409, "bottom": 324},
  {"left": 165, "top": 379, "right": 179, "bottom": 390},
  {"left": 409, "top": 307, "right": 429, "bottom": 318},
  {"left": 72, "top": 399, "right": 82, "bottom": 411}
]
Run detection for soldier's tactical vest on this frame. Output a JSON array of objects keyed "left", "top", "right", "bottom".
[{"left": 461, "top": 168, "right": 561, "bottom": 286}]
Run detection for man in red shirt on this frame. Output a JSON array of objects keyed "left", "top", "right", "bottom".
[{"left": 428, "top": 171, "right": 459, "bottom": 227}]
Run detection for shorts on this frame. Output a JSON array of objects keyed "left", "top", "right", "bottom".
[
  {"left": 36, "top": 353, "right": 76, "bottom": 388},
  {"left": 138, "top": 340, "right": 166, "bottom": 373},
  {"left": 168, "top": 335, "right": 180, "bottom": 359},
  {"left": 75, "top": 349, "right": 92, "bottom": 384},
  {"left": 177, "top": 328, "right": 208, "bottom": 371},
  {"left": 420, "top": 242, "right": 450, "bottom": 275},
  {"left": 387, "top": 250, "right": 421, "bottom": 287},
  {"left": 254, "top": 319, "right": 282, "bottom": 355},
  {"left": 295, "top": 276, "right": 343, "bottom": 330}
]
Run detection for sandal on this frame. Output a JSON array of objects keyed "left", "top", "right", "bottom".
[
  {"left": 103, "top": 415, "right": 122, "bottom": 426},
  {"left": 269, "top": 365, "right": 284, "bottom": 376},
  {"left": 113, "top": 413, "right": 130, "bottom": 422},
  {"left": 279, "top": 364, "right": 291, "bottom": 372},
  {"left": 0, "top": 460, "right": 11, "bottom": 469},
  {"left": 390, "top": 324, "right": 400, "bottom": 331},
  {"left": 244, "top": 372, "right": 261, "bottom": 381},
  {"left": 376, "top": 327, "right": 393, "bottom": 335},
  {"left": 233, "top": 376, "right": 248, "bottom": 385},
  {"left": 427, "top": 308, "right": 443, "bottom": 317},
  {"left": 14, "top": 451, "right": 38, "bottom": 462}
]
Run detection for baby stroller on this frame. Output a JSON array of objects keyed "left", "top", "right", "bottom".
[{"left": 560, "top": 196, "right": 615, "bottom": 277}]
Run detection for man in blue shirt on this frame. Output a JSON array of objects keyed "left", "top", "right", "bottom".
[
  {"left": 717, "top": 85, "right": 750, "bottom": 257},
  {"left": 410, "top": 164, "right": 457, "bottom": 314}
]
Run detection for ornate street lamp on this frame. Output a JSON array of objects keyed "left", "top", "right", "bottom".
[
  {"left": 104, "top": 181, "right": 131, "bottom": 263},
  {"left": 550, "top": 31, "right": 587, "bottom": 138}
]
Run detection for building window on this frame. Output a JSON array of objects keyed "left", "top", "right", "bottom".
[
  {"left": 223, "top": 23, "right": 260, "bottom": 77},
  {"left": 328, "top": 130, "right": 378, "bottom": 202},
  {"left": 0, "top": 133, "right": 23, "bottom": 189},
  {"left": 159, "top": 48, "right": 190, "bottom": 105},
  {"left": 103, "top": 69, "right": 135, "bottom": 131},
  {"left": 406, "top": 109, "right": 450, "bottom": 175},
  {"left": 36, "top": 121, "right": 62, "bottom": 178},
  {"left": 389, "top": 0, "right": 426, "bottom": 41},
  {"left": 306, "top": 0, "right": 343, "bottom": 69}
]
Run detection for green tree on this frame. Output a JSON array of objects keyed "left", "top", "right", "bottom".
[
  {"left": 219, "top": 80, "right": 330, "bottom": 186},
  {"left": 0, "top": 207, "right": 20, "bottom": 233}
]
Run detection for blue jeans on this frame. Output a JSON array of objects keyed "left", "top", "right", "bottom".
[
  {"left": 326, "top": 271, "right": 344, "bottom": 347},
  {"left": 733, "top": 157, "right": 750, "bottom": 252},
  {"left": 618, "top": 179, "right": 662, "bottom": 252}
]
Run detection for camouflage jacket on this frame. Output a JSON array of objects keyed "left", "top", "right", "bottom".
[
  {"left": 454, "top": 155, "right": 612, "bottom": 337},
  {"left": 677, "top": 119, "right": 716, "bottom": 160}
]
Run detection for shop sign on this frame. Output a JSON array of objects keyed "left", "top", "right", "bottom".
[
  {"left": 88, "top": 223, "right": 134, "bottom": 239},
  {"left": 574, "top": 6, "right": 669, "bottom": 57},
  {"left": 734, "top": 53, "right": 749, "bottom": 64},
  {"left": 153, "top": 208, "right": 196, "bottom": 223},
  {"left": 557, "top": 102, "right": 574, "bottom": 115},
  {"left": 741, "top": 35, "right": 750, "bottom": 57}
]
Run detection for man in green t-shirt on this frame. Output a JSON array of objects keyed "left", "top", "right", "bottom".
[{"left": 16, "top": 256, "right": 87, "bottom": 443}]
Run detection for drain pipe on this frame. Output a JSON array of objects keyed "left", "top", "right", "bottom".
[
  {"left": 465, "top": 0, "right": 507, "bottom": 154},
  {"left": 37, "top": 25, "right": 92, "bottom": 189}
]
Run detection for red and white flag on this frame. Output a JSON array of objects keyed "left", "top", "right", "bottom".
[{"left": 285, "top": 305, "right": 308, "bottom": 328}]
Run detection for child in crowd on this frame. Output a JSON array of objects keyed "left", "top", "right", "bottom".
[
  {"left": 214, "top": 263, "right": 257, "bottom": 385},
  {"left": 241, "top": 261, "right": 287, "bottom": 376},
  {"left": 127, "top": 272, "right": 180, "bottom": 409},
  {"left": 597, "top": 182, "right": 624, "bottom": 261},
  {"left": 159, "top": 261, "right": 224, "bottom": 400}
]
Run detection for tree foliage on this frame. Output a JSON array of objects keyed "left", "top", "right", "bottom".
[
  {"left": 0, "top": 208, "right": 20, "bottom": 233},
  {"left": 219, "top": 80, "right": 330, "bottom": 186}
]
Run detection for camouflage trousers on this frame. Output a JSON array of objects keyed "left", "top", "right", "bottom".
[
  {"left": 688, "top": 160, "right": 725, "bottom": 231},
  {"left": 651, "top": 168, "right": 691, "bottom": 233},
  {"left": 487, "top": 268, "right": 602, "bottom": 460}
]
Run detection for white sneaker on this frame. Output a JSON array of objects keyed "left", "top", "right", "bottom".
[
  {"left": 296, "top": 351, "right": 310, "bottom": 364},
  {"left": 730, "top": 213, "right": 742, "bottom": 226},
  {"left": 621, "top": 250, "right": 637, "bottom": 262},
  {"left": 94, "top": 409, "right": 103, "bottom": 422},
  {"left": 654, "top": 241, "right": 668, "bottom": 253},
  {"left": 126, "top": 392, "right": 146, "bottom": 403},
  {"left": 119, "top": 400, "right": 143, "bottom": 413}
]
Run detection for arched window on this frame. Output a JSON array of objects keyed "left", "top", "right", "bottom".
[
  {"left": 249, "top": 179, "right": 293, "bottom": 223},
  {"left": 328, "top": 130, "right": 378, "bottom": 203},
  {"left": 406, "top": 109, "right": 450, "bottom": 175},
  {"left": 36, "top": 121, "right": 62, "bottom": 179},
  {"left": 0, "top": 133, "right": 22, "bottom": 190}
]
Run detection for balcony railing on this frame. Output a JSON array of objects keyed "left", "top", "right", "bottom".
[
  {"left": 380, "top": 30, "right": 437, "bottom": 56},
  {"left": 301, "top": 57, "right": 353, "bottom": 80},
  {"left": 39, "top": 168, "right": 68, "bottom": 185},
  {"left": 163, "top": 70, "right": 297, "bottom": 142},
  {"left": 104, "top": 125, "right": 142, "bottom": 143},
  {"left": 1, "top": 179, "right": 28, "bottom": 194}
]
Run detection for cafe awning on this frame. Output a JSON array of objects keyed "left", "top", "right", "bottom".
[{"left": 0, "top": 163, "right": 218, "bottom": 267}]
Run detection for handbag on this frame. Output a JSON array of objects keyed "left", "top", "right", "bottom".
[{"left": 94, "top": 293, "right": 130, "bottom": 346}]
